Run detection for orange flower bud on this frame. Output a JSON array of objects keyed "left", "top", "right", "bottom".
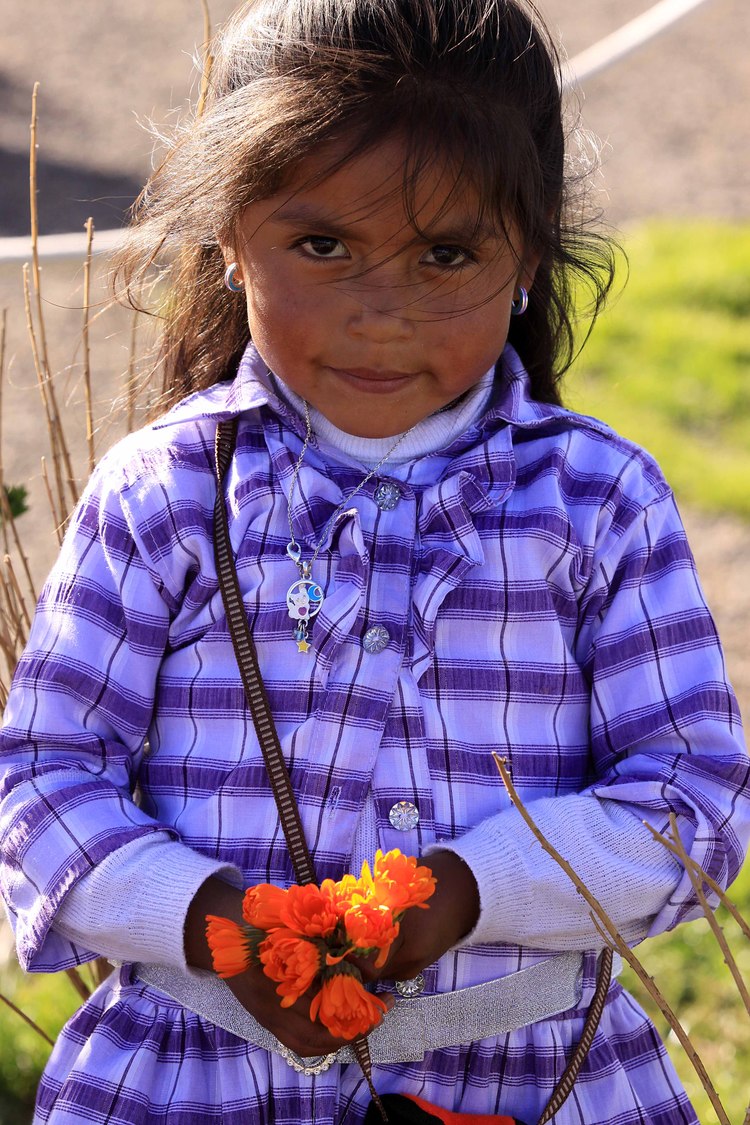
[
  {"left": 259, "top": 928, "right": 323, "bottom": 1007},
  {"left": 278, "top": 882, "right": 339, "bottom": 938},
  {"left": 370, "top": 849, "right": 436, "bottom": 914},
  {"left": 309, "top": 967, "right": 388, "bottom": 1040},
  {"left": 344, "top": 901, "right": 399, "bottom": 966},
  {"left": 205, "top": 916, "right": 256, "bottom": 979},
  {"left": 243, "top": 883, "right": 288, "bottom": 929},
  {"left": 325, "top": 874, "right": 368, "bottom": 912}
]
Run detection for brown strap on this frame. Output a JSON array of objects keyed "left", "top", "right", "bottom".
[
  {"left": 214, "top": 419, "right": 316, "bottom": 885},
  {"left": 536, "top": 948, "right": 613, "bottom": 1124},
  {"left": 213, "top": 419, "right": 384, "bottom": 1117}
]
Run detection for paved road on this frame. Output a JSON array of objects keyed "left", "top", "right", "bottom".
[{"left": 0, "top": 0, "right": 747, "bottom": 236}]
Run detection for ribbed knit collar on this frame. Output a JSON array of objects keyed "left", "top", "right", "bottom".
[{"left": 269, "top": 366, "right": 496, "bottom": 468}]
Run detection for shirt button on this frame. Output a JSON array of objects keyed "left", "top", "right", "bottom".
[
  {"left": 363, "top": 625, "right": 390, "bottom": 654},
  {"left": 395, "top": 974, "right": 425, "bottom": 998},
  {"left": 389, "top": 800, "right": 419, "bottom": 831},
  {"left": 373, "top": 481, "right": 401, "bottom": 511}
]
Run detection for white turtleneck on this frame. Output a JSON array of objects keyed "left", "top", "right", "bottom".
[{"left": 270, "top": 366, "right": 497, "bottom": 469}]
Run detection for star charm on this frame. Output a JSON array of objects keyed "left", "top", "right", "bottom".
[{"left": 296, "top": 638, "right": 311, "bottom": 653}]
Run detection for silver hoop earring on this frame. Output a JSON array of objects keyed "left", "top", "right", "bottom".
[
  {"left": 511, "top": 287, "right": 528, "bottom": 316},
  {"left": 223, "top": 263, "right": 245, "bottom": 293}
]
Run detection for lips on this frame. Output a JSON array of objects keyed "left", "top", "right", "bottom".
[{"left": 328, "top": 366, "right": 415, "bottom": 391}]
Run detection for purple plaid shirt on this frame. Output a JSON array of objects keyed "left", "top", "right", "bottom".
[{"left": 1, "top": 344, "right": 747, "bottom": 1124}]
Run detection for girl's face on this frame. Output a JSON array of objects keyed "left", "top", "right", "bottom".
[{"left": 229, "top": 136, "right": 539, "bottom": 437}]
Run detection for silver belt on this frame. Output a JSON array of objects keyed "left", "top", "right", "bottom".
[{"left": 134, "top": 952, "right": 585, "bottom": 1067}]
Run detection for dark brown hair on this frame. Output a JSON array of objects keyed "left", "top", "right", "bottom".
[{"left": 114, "top": 0, "right": 617, "bottom": 408}]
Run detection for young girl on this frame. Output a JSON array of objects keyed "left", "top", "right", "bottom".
[{"left": 1, "top": 1, "right": 748, "bottom": 1122}]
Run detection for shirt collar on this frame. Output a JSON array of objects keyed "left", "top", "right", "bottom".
[{"left": 152, "top": 345, "right": 301, "bottom": 435}]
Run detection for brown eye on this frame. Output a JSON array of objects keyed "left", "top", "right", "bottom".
[
  {"left": 299, "top": 236, "right": 348, "bottom": 258},
  {"left": 423, "top": 244, "right": 472, "bottom": 268}
]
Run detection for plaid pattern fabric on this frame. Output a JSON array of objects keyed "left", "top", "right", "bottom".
[{"left": 2, "top": 344, "right": 748, "bottom": 1123}]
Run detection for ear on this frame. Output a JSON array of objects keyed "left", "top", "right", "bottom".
[
  {"left": 517, "top": 244, "right": 543, "bottom": 295},
  {"left": 219, "top": 243, "right": 236, "bottom": 269}
]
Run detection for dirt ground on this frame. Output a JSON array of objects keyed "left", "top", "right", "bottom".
[{"left": 0, "top": 0, "right": 748, "bottom": 718}]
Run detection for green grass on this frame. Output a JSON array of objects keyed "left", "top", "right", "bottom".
[
  {"left": 621, "top": 858, "right": 750, "bottom": 1123},
  {"left": 567, "top": 221, "right": 750, "bottom": 519},
  {"left": 0, "top": 961, "right": 81, "bottom": 1123}
]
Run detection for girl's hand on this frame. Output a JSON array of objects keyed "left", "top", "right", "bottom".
[
  {"left": 358, "top": 850, "right": 480, "bottom": 985},
  {"left": 184, "top": 876, "right": 391, "bottom": 1056}
]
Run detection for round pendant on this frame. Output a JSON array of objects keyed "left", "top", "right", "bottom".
[{"left": 286, "top": 577, "right": 324, "bottom": 622}]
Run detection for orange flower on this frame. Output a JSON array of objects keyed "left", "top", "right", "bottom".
[
  {"left": 344, "top": 901, "right": 400, "bottom": 968},
  {"left": 324, "top": 874, "right": 368, "bottom": 912},
  {"left": 205, "top": 916, "right": 256, "bottom": 979},
  {"left": 369, "top": 849, "right": 436, "bottom": 914},
  {"left": 309, "top": 967, "right": 388, "bottom": 1040},
  {"left": 243, "top": 883, "right": 288, "bottom": 930},
  {"left": 259, "top": 928, "right": 323, "bottom": 1007},
  {"left": 278, "top": 882, "right": 339, "bottom": 938}
]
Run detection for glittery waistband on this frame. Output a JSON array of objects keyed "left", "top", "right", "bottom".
[{"left": 134, "top": 952, "right": 590, "bottom": 1065}]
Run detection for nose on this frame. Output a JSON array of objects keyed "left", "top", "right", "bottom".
[{"left": 345, "top": 278, "right": 416, "bottom": 343}]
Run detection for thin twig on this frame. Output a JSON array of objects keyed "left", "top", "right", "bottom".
[
  {"left": 1, "top": 494, "right": 36, "bottom": 609},
  {"left": 29, "top": 85, "right": 78, "bottom": 510},
  {"left": 65, "top": 968, "right": 91, "bottom": 1003},
  {"left": 29, "top": 85, "right": 52, "bottom": 387},
  {"left": 40, "top": 458, "right": 64, "bottom": 547},
  {"left": 91, "top": 958, "right": 112, "bottom": 989},
  {"left": 589, "top": 911, "right": 730, "bottom": 1125},
  {"left": 492, "top": 754, "right": 732, "bottom": 1125},
  {"left": 126, "top": 309, "right": 140, "bottom": 434},
  {"left": 0, "top": 305, "right": 34, "bottom": 603},
  {"left": 4, "top": 556, "right": 31, "bottom": 633},
  {"left": 0, "top": 990, "right": 54, "bottom": 1046},
  {"left": 667, "top": 813, "right": 750, "bottom": 1018},
  {"left": 0, "top": 308, "right": 8, "bottom": 554},
  {"left": 197, "top": 0, "right": 214, "bottom": 118},
  {"left": 0, "top": 573, "right": 20, "bottom": 679},
  {"left": 646, "top": 822, "right": 750, "bottom": 942},
  {"left": 23, "top": 264, "right": 66, "bottom": 521},
  {"left": 0, "top": 567, "right": 26, "bottom": 657},
  {"left": 0, "top": 564, "right": 22, "bottom": 647},
  {"left": 82, "top": 217, "right": 95, "bottom": 475}
]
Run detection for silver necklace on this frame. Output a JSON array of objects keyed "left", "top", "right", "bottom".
[{"left": 285, "top": 400, "right": 413, "bottom": 653}]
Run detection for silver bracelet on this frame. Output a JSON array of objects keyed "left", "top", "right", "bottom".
[{"left": 276, "top": 1043, "right": 340, "bottom": 1076}]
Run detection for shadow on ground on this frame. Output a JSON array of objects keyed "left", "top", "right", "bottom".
[{"left": 0, "top": 149, "right": 142, "bottom": 237}]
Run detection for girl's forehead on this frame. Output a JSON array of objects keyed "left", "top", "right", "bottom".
[{"left": 266, "top": 135, "right": 502, "bottom": 238}]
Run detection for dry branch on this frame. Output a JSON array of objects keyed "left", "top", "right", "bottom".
[
  {"left": 492, "top": 753, "right": 732, "bottom": 1125},
  {"left": 0, "top": 992, "right": 54, "bottom": 1047},
  {"left": 0, "top": 308, "right": 8, "bottom": 555},
  {"left": 0, "top": 314, "right": 36, "bottom": 602},
  {"left": 82, "top": 218, "right": 95, "bottom": 475},
  {"left": 666, "top": 814, "right": 750, "bottom": 1019},
  {"left": 28, "top": 85, "right": 78, "bottom": 511},
  {"left": 40, "top": 458, "right": 64, "bottom": 547},
  {"left": 23, "top": 266, "right": 67, "bottom": 525},
  {"left": 3, "top": 557, "right": 31, "bottom": 635},
  {"left": 197, "top": 0, "right": 214, "bottom": 118},
  {"left": 64, "top": 969, "right": 90, "bottom": 1004},
  {"left": 126, "top": 310, "right": 140, "bottom": 434},
  {"left": 646, "top": 821, "right": 750, "bottom": 943}
]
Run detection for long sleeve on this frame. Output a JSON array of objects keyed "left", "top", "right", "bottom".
[
  {"left": 0, "top": 430, "right": 223, "bottom": 972},
  {"left": 431, "top": 488, "right": 749, "bottom": 950},
  {"left": 52, "top": 835, "right": 242, "bottom": 969}
]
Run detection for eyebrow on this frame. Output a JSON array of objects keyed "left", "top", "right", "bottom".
[{"left": 270, "top": 201, "right": 499, "bottom": 247}]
